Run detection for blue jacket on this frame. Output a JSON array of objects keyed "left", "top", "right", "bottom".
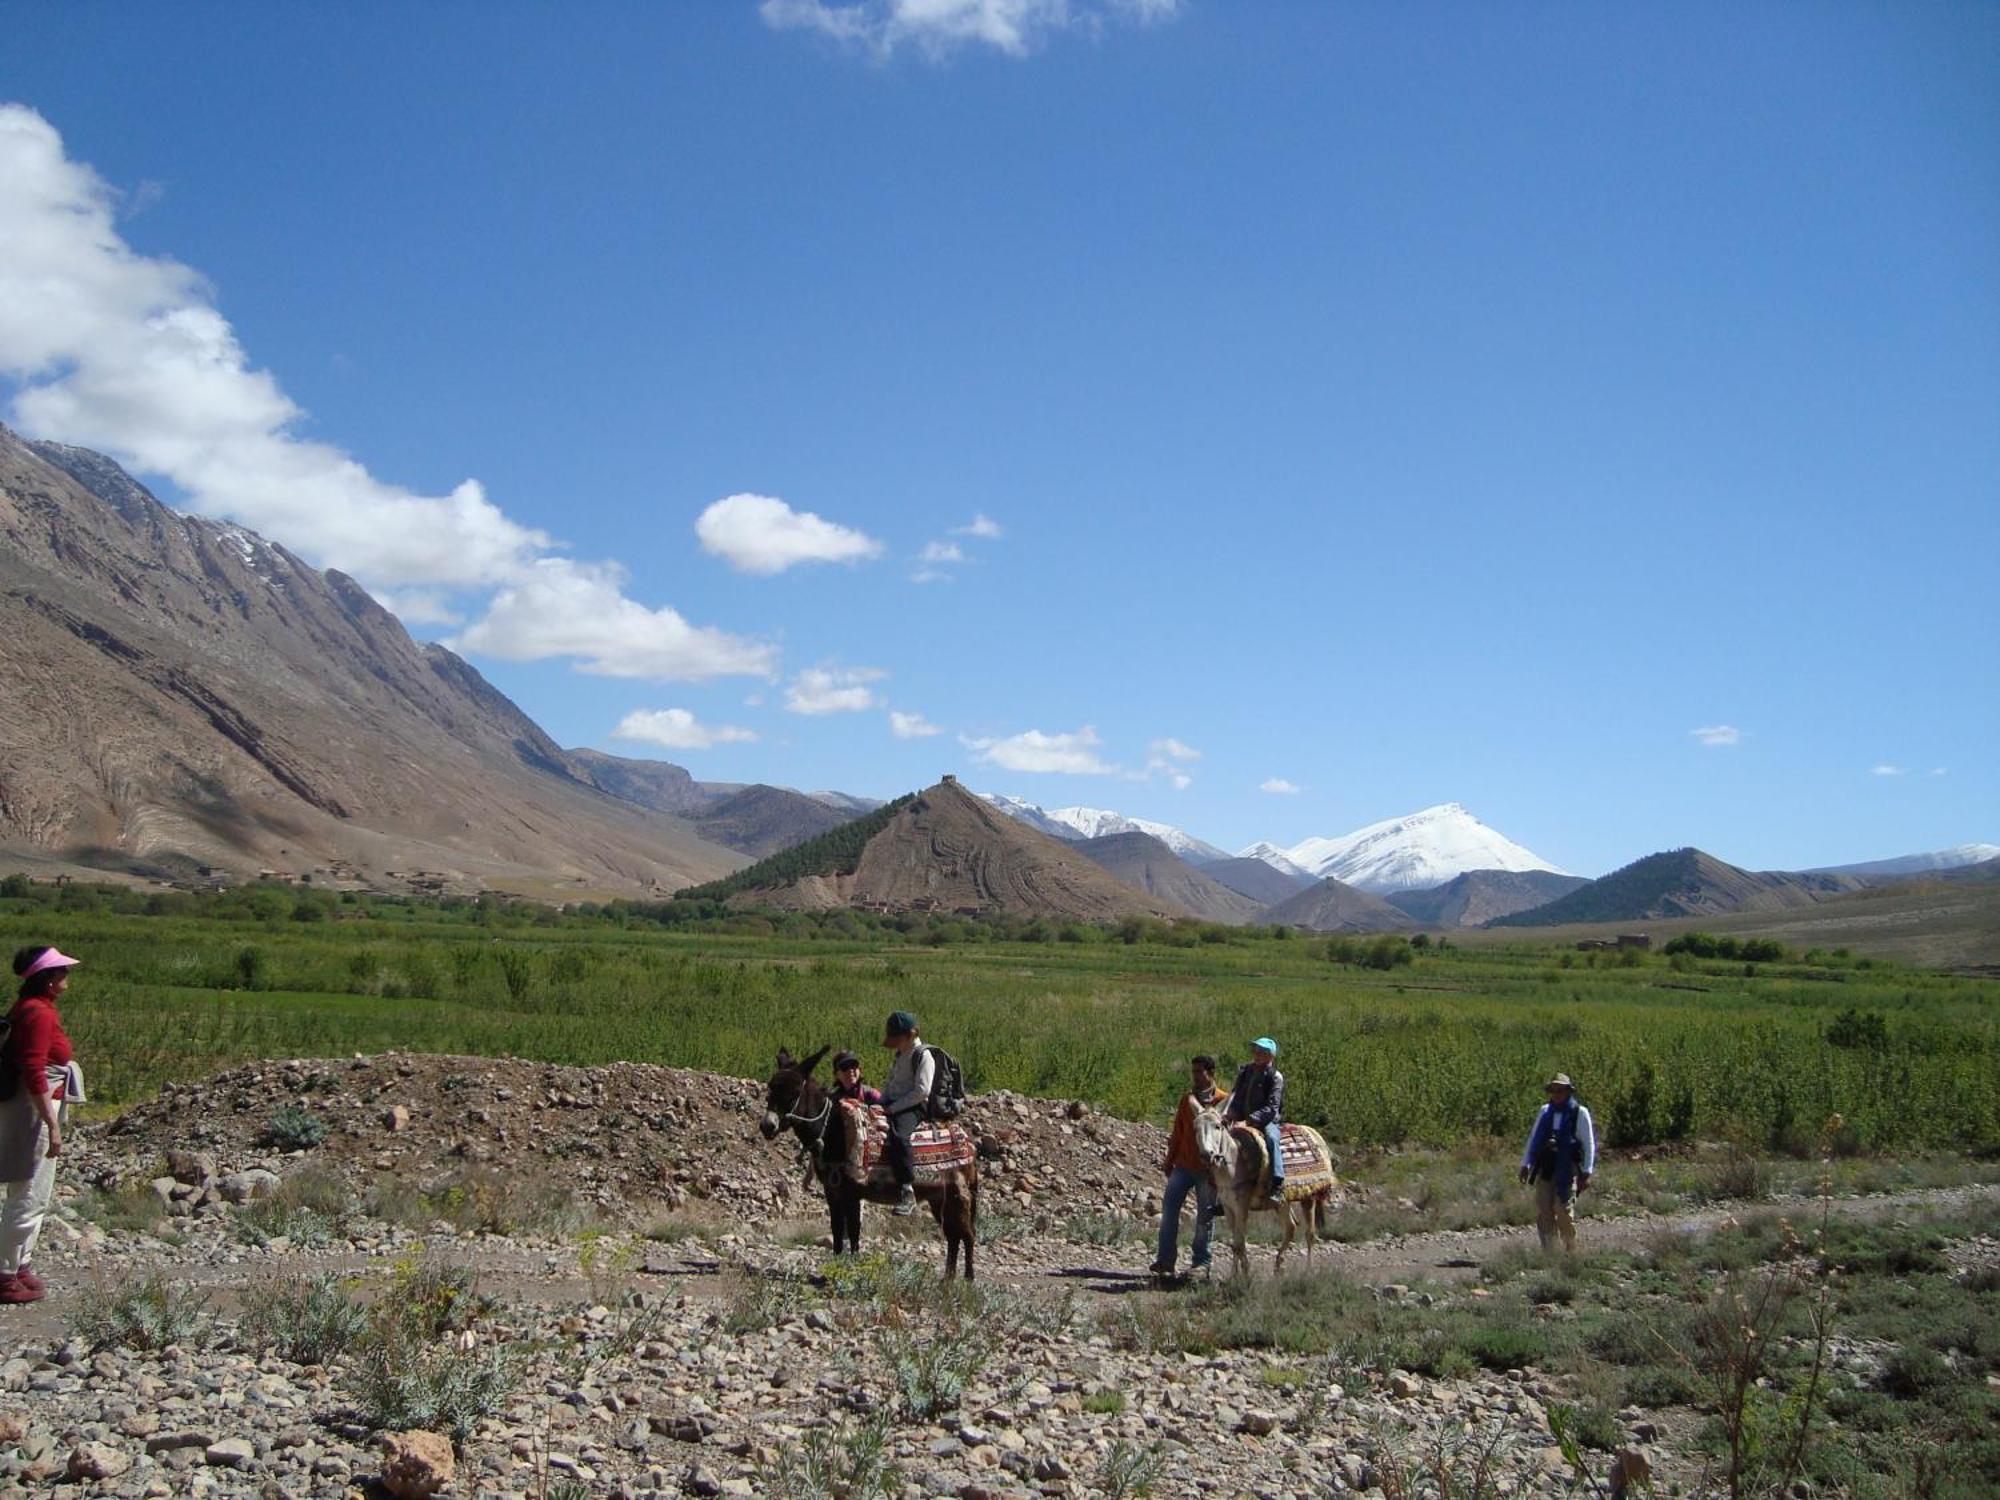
[{"left": 1224, "top": 1063, "right": 1284, "bottom": 1128}]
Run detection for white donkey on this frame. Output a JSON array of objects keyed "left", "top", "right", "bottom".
[{"left": 1194, "top": 1107, "right": 1336, "bottom": 1277}]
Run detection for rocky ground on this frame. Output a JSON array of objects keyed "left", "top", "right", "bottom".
[{"left": 1, "top": 1053, "right": 1994, "bottom": 1499}]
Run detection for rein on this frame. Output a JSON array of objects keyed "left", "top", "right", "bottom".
[{"left": 782, "top": 1089, "right": 837, "bottom": 1173}]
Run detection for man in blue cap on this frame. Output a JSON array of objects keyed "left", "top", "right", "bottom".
[{"left": 1223, "top": 1037, "right": 1287, "bottom": 1206}]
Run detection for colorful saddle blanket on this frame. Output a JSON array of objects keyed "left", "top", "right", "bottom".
[
  {"left": 839, "top": 1100, "right": 974, "bottom": 1186},
  {"left": 1231, "top": 1122, "right": 1337, "bottom": 1202}
]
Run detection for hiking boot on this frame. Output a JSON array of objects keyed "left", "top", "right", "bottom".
[
  {"left": 0, "top": 1273, "right": 41, "bottom": 1306},
  {"left": 13, "top": 1265, "right": 42, "bottom": 1295},
  {"left": 1266, "top": 1187, "right": 1288, "bottom": 1207},
  {"left": 892, "top": 1187, "right": 917, "bottom": 1216},
  {"left": 1146, "top": 1261, "right": 1174, "bottom": 1277}
]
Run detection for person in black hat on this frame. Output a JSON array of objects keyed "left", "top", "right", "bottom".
[
  {"left": 829, "top": 1051, "right": 881, "bottom": 1107},
  {"left": 880, "top": 1011, "right": 935, "bottom": 1215}
]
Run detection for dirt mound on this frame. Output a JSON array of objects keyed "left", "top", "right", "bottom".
[{"left": 93, "top": 1051, "right": 1172, "bottom": 1226}]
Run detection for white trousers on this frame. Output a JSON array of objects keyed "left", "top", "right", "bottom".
[{"left": 1, "top": 1109, "right": 61, "bottom": 1273}]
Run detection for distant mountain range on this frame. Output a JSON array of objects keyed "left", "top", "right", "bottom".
[
  {"left": 1261, "top": 876, "right": 1417, "bottom": 933},
  {"left": 1489, "top": 849, "right": 1863, "bottom": 927},
  {"left": 1257, "top": 803, "right": 1568, "bottom": 892},
  {"left": 1387, "top": 869, "right": 1591, "bottom": 928},
  {"left": 701, "top": 778, "right": 1192, "bottom": 922},
  {"left": 974, "top": 793, "right": 1230, "bottom": 864},
  {"left": 1808, "top": 844, "right": 2000, "bottom": 878},
  {"left": 1074, "top": 831, "right": 1262, "bottom": 924}
]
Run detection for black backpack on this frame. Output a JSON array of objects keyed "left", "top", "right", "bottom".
[{"left": 922, "top": 1044, "right": 967, "bottom": 1121}]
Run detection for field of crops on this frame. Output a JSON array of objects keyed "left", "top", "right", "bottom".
[{"left": 5, "top": 896, "right": 1995, "bottom": 1153}]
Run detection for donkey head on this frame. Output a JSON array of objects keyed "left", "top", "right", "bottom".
[
  {"left": 760, "top": 1045, "right": 829, "bottom": 1139},
  {"left": 1193, "top": 1107, "right": 1232, "bottom": 1173}
]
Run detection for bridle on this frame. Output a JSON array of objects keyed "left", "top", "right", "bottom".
[{"left": 777, "top": 1084, "right": 836, "bottom": 1172}]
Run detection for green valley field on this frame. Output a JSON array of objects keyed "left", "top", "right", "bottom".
[{"left": 6, "top": 885, "right": 1995, "bottom": 1157}]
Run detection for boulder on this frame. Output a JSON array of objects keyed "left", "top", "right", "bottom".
[
  {"left": 217, "top": 1170, "right": 280, "bottom": 1204},
  {"left": 380, "top": 1429, "right": 455, "bottom": 1498},
  {"left": 66, "top": 1442, "right": 133, "bottom": 1481}
]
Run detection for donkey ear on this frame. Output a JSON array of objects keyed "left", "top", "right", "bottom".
[
  {"left": 776, "top": 1048, "right": 795, "bottom": 1069},
  {"left": 799, "top": 1045, "right": 830, "bottom": 1076}
]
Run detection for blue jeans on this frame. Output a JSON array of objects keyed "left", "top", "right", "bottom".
[
  {"left": 1264, "top": 1122, "right": 1285, "bottom": 1186},
  {"left": 1155, "top": 1167, "right": 1217, "bottom": 1270}
]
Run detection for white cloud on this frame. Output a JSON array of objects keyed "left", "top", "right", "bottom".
[
  {"left": 1690, "top": 725, "right": 1742, "bottom": 747},
  {"left": 454, "top": 558, "right": 776, "bottom": 681},
  {"left": 1930, "top": 767, "right": 1948, "bottom": 777},
  {"left": 0, "top": 106, "right": 547, "bottom": 592},
  {"left": 1141, "top": 737, "right": 1200, "bottom": 789},
  {"left": 612, "top": 708, "right": 758, "bottom": 751},
  {"left": 962, "top": 726, "right": 1113, "bottom": 775},
  {"left": 785, "top": 664, "right": 887, "bottom": 715},
  {"left": 954, "top": 513, "right": 1003, "bottom": 539},
  {"left": 919, "top": 540, "right": 964, "bottom": 564},
  {"left": 1870, "top": 764, "right": 1906, "bottom": 777},
  {"left": 889, "top": 709, "right": 942, "bottom": 739},
  {"left": 761, "top": 0, "right": 1179, "bottom": 59},
  {"left": 0, "top": 106, "right": 770, "bottom": 684},
  {"left": 1260, "top": 778, "right": 1302, "bottom": 795},
  {"left": 696, "top": 492, "right": 883, "bottom": 575}
]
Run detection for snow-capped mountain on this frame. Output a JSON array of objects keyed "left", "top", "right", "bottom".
[
  {"left": 1252, "top": 804, "right": 1565, "bottom": 892},
  {"left": 1809, "top": 843, "right": 2000, "bottom": 878},
  {"left": 975, "top": 793, "right": 1230, "bottom": 865},
  {"left": 1235, "top": 841, "right": 1315, "bottom": 882}
]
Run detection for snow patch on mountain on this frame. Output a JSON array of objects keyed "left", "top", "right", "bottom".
[
  {"left": 976, "top": 793, "right": 1229, "bottom": 864},
  {"left": 1236, "top": 841, "right": 1316, "bottom": 881},
  {"left": 1809, "top": 843, "right": 2000, "bottom": 878},
  {"left": 1276, "top": 804, "right": 1565, "bottom": 892}
]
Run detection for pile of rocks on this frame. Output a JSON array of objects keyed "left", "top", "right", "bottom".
[{"left": 91, "top": 1054, "right": 1179, "bottom": 1230}]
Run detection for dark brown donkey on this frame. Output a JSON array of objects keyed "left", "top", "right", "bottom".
[{"left": 759, "top": 1046, "right": 979, "bottom": 1280}]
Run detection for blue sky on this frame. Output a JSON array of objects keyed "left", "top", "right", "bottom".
[{"left": 1, "top": 1, "right": 1993, "bottom": 875}]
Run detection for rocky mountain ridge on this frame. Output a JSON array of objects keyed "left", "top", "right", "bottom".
[{"left": 0, "top": 426, "right": 742, "bottom": 895}]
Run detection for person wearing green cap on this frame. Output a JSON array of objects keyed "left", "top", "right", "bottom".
[
  {"left": 880, "top": 1011, "right": 935, "bottom": 1216},
  {"left": 1222, "top": 1037, "right": 1286, "bottom": 1206}
]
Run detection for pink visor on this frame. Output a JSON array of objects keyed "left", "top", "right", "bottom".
[{"left": 21, "top": 948, "right": 80, "bottom": 980}]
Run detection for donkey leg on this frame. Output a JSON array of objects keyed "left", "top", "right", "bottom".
[{"left": 962, "top": 1177, "right": 978, "bottom": 1283}]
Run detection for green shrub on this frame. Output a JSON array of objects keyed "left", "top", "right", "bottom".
[
  {"left": 69, "top": 1272, "right": 211, "bottom": 1352},
  {"left": 242, "top": 1271, "right": 370, "bottom": 1364},
  {"left": 261, "top": 1103, "right": 329, "bottom": 1151}
]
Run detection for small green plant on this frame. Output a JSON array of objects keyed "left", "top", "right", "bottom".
[
  {"left": 377, "top": 1256, "right": 491, "bottom": 1342},
  {"left": 1082, "top": 1388, "right": 1127, "bottom": 1414},
  {"left": 69, "top": 1271, "right": 211, "bottom": 1352},
  {"left": 754, "top": 1415, "right": 903, "bottom": 1499},
  {"left": 1096, "top": 1438, "right": 1167, "bottom": 1498},
  {"left": 241, "top": 1271, "right": 370, "bottom": 1364},
  {"left": 261, "top": 1103, "right": 329, "bottom": 1151},
  {"left": 348, "top": 1337, "right": 519, "bottom": 1443},
  {"left": 877, "top": 1321, "right": 990, "bottom": 1421},
  {"left": 723, "top": 1269, "right": 812, "bottom": 1333}
]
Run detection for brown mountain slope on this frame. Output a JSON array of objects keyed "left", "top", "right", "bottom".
[
  {"left": 563, "top": 748, "right": 711, "bottom": 817},
  {"left": 1202, "top": 855, "right": 1315, "bottom": 907},
  {"left": 733, "top": 778, "right": 1194, "bottom": 920},
  {"left": 0, "top": 426, "right": 744, "bottom": 894},
  {"left": 1490, "top": 848, "right": 1862, "bottom": 927},
  {"left": 1386, "top": 869, "right": 1591, "bottom": 929},
  {"left": 1075, "top": 832, "right": 1264, "bottom": 924},
  {"left": 1261, "top": 876, "right": 1418, "bottom": 933},
  {"left": 691, "top": 784, "right": 853, "bottom": 860}
]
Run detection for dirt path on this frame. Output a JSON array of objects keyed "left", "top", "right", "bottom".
[{"left": 11, "top": 1181, "right": 1993, "bottom": 1347}]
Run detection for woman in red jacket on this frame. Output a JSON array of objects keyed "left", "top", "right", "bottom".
[{"left": 1, "top": 944, "right": 80, "bottom": 1305}]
